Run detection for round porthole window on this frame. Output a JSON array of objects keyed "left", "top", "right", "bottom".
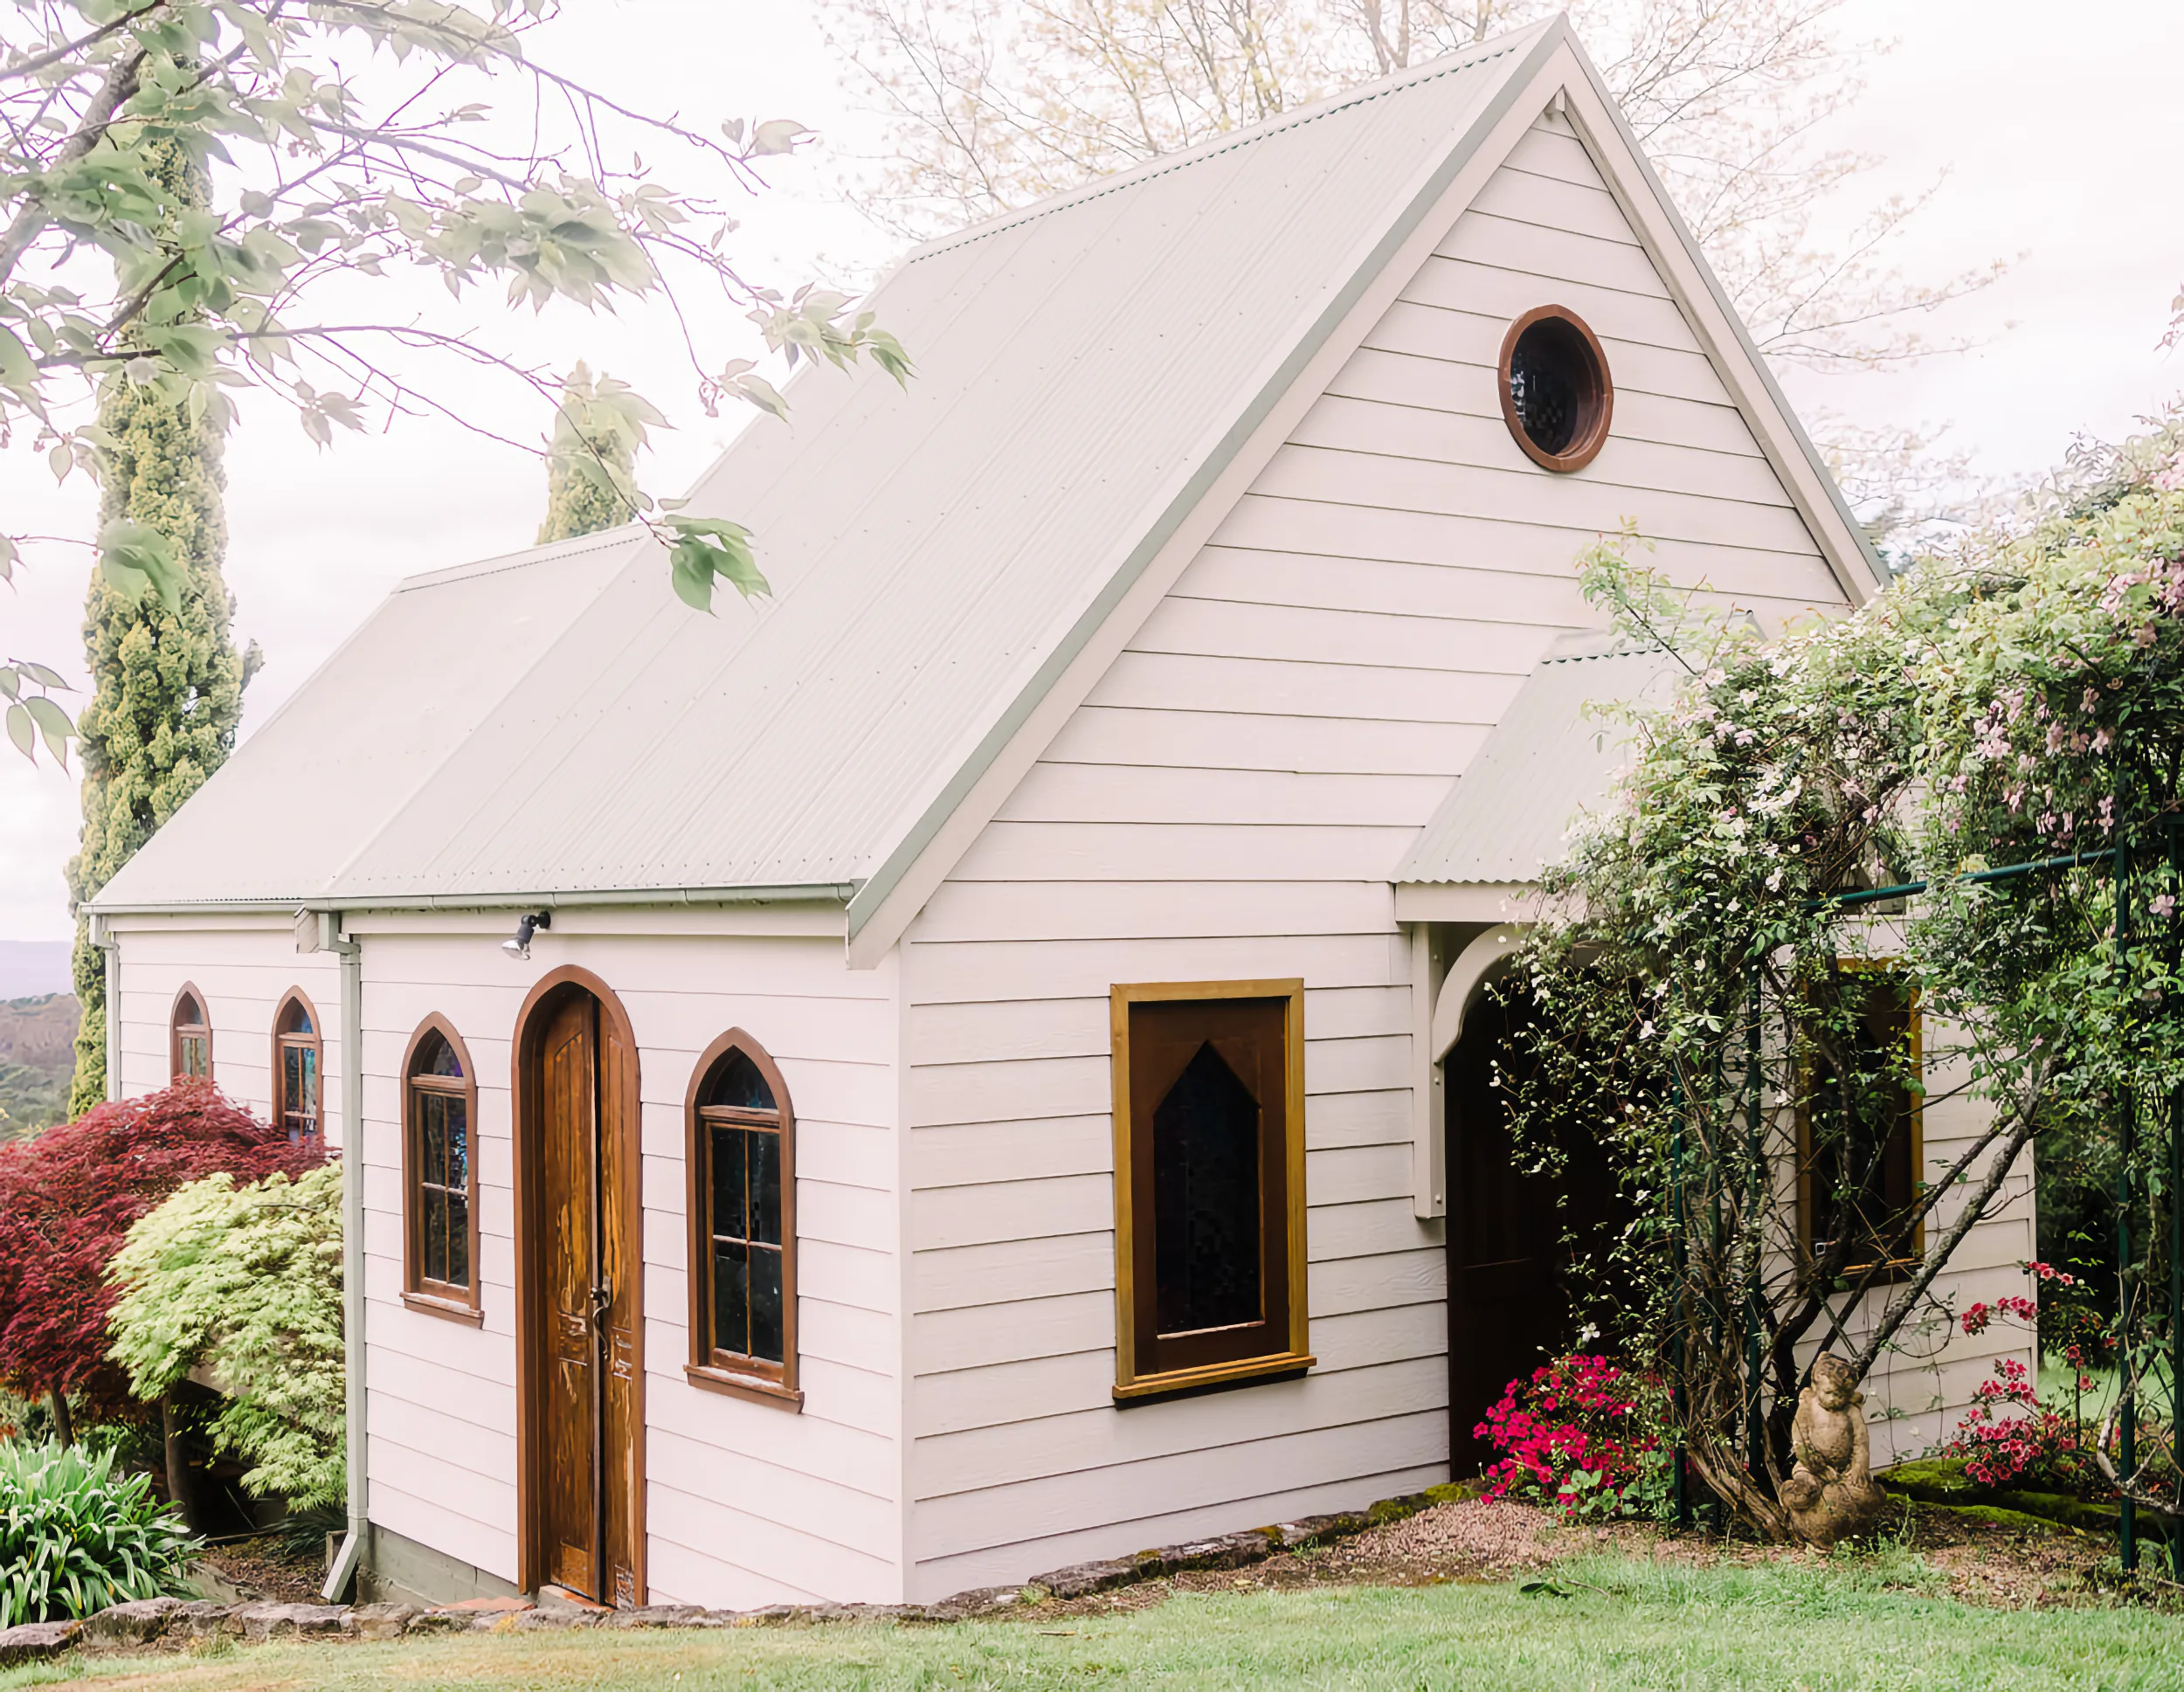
[{"left": 1498, "top": 306, "right": 1612, "bottom": 473}]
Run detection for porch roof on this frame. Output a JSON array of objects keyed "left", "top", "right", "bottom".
[{"left": 1393, "top": 632, "right": 1687, "bottom": 889}]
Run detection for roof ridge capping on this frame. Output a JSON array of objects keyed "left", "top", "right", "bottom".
[
  {"left": 395, "top": 521, "right": 653, "bottom": 593},
  {"left": 901, "top": 18, "right": 1559, "bottom": 266}
]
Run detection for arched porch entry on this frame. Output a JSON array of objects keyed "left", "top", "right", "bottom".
[
  {"left": 1435, "top": 929, "right": 1622, "bottom": 1474},
  {"left": 511, "top": 967, "right": 646, "bottom": 1606}
]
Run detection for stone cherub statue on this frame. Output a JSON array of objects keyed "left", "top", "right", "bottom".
[{"left": 1778, "top": 1352, "right": 1887, "bottom": 1546}]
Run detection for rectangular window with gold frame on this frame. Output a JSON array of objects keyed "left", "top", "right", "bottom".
[
  {"left": 1800, "top": 963, "right": 1923, "bottom": 1281},
  {"left": 1111, "top": 980, "right": 1312, "bottom": 1399}
]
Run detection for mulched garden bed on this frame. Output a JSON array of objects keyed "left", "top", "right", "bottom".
[{"left": 190, "top": 1535, "right": 328, "bottom": 1606}]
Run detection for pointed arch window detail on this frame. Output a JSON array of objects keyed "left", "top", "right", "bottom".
[
  {"left": 170, "top": 985, "right": 211, "bottom": 1081},
  {"left": 685, "top": 1032, "right": 799, "bottom": 1406},
  {"left": 403, "top": 1016, "right": 481, "bottom": 1323},
  {"left": 273, "top": 990, "right": 321, "bottom": 1141}
]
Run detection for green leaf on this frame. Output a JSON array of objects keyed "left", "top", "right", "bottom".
[
  {"left": 750, "top": 120, "right": 807, "bottom": 157},
  {"left": 0, "top": 323, "right": 35, "bottom": 392},
  {"left": 99, "top": 519, "right": 184, "bottom": 612},
  {"left": 24, "top": 694, "right": 73, "bottom": 764},
  {"left": 4, "top": 701, "right": 34, "bottom": 763}
]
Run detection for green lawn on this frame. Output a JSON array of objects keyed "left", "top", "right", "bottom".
[{"left": 8, "top": 1557, "right": 2182, "bottom": 1692}]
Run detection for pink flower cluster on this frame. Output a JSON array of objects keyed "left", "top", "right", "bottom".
[
  {"left": 1475, "top": 1353, "right": 1660, "bottom": 1518},
  {"left": 1943, "top": 1357, "right": 2098, "bottom": 1491},
  {"left": 1959, "top": 1295, "right": 2039, "bottom": 1338}
]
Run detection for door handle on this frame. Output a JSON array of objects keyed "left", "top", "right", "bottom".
[{"left": 588, "top": 1277, "right": 612, "bottom": 1330}]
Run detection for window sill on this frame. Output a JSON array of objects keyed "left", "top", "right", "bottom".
[
  {"left": 402, "top": 1291, "right": 484, "bottom": 1326},
  {"left": 686, "top": 1363, "right": 803, "bottom": 1410},
  {"left": 1114, "top": 1350, "right": 1314, "bottom": 1404}
]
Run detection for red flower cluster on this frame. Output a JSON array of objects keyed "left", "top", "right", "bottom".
[{"left": 1475, "top": 1353, "right": 1662, "bottom": 1520}]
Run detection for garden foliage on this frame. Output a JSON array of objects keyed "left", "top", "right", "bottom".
[
  {"left": 536, "top": 361, "right": 641, "bottom": 544},
  {"left": 0, "top": 1440, "right": 195, "bottom": 1626},
  {"left": 108, "top": 1162, "right": 344, "bottom": 1508},
  {"left": 65, "top": 139, "right": 251, "bottom": 1119},
  {"left": 1502, "top": 417, "right": 2184, "bottom": 1536},
  {"left": 0, "top": 1080, "right": 320, "bottom": 1422}
]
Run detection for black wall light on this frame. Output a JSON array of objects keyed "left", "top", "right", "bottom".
[{"left": 502, "top": 910, "right": 551, "bottom": 959}]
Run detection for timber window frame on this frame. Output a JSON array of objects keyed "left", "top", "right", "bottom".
[
  {"left": 1110, "top": 979, "right": 1312, "bottom": 1401},
  {"left": 684, "top": 1030, "right": 801, "bottom": 1409},
  {"left": 1497, "top": 305, "right": 1614, "bottom": 473},
  {"left": 272, "top": 989, "right": 321, "bottom": 1142},
  {"left": 1798, "top": 960, "right": 1925, "bottom": 1284},
  {"left": 402, "top": 1014, "right": 482, "bottom": 1324},
  {"left": 170, "top": 983, "right": 211, "bottom": 1081}
]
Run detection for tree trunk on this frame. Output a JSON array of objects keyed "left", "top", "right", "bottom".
[
  {"left": 46, "top": 1387, "right": 73, "bottom": 1447},
  {"left": 161, "top": 1397, "right": 194, "bottom": 1529}
]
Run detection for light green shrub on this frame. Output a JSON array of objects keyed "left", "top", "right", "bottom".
[
  {"left": 0, "top": 1440, "right": 196, "bottom": 1625},
  {"left": 107, "top": 1162, "right": 345, "bottom": 1509}
]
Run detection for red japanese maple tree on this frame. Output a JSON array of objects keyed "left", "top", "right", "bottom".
[{"left": 0, "top": 1080, "right": 324, "bottom": 1428}]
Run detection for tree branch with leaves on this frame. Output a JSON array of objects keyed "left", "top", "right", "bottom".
[{"left": 0, "top": 0, "right": 910, "bottom": 763}]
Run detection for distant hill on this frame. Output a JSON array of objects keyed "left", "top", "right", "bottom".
[
  {"left": 0, "top": 992, "right": 79, "bottom": 1139},
  {"left": 0, "top": 940, "right": 71, "bottom": 998}
]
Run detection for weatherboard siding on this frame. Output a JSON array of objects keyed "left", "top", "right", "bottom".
[
  {"left": 895, "top": 122, "right": 1863, "bottom": 1599},
  {"left": 341, "top": 922, "right": 902, "bottom": 1607},
  {"left": 107, "top": 919, "right": 345, "bottom": 1150}
]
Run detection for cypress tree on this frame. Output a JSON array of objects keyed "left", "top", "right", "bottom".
[
  {"left": 536, "top": 362, "right": 639, "bottom": 543},
  {"left": 65, "top": 142, "right": 252, "bottom": 1118}
]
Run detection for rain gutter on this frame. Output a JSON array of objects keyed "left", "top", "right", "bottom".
[{"left": 87, "top": 883, "right": 860, "bottom": 919}]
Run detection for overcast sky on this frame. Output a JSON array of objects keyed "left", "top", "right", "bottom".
[{"left": 3, "top": 0, "right": 2180, "bottom": 944}]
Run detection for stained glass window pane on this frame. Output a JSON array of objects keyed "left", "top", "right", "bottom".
[
  {"left": 1152, "top": 1041, "right": 1261, "bottom": 1336},
  {"left": 423, "top": 1190, "right": 448, "bottom": 1285},
  {"left": 713, "top": 1241, "right": 750, "bottom": 1357},
  {"left": 177, "top": 994, "right": 203, "bottom": 1026},
  {"left": 445, "top": 1098, "right": 467, "bottom": 1191},
  {"left": 749, "top": 1246, "right": 784, "bottom": 1364},
  {"left": 284, "top": 1002, "right": 314, "bottom": 1036},
  {"left": 710, "top": 1124, "right": 748, "bottom": 1246},
  {"left": 749, "top": 1130, "right": 781, "bottom": 1247},
  {"left": 421, "top": 1094, "right": 446, "bottom": 1188},
  {"left": 180, "top": 1034, "right": 207, "bottom": 1078},
  {"left": 705, "top": 1049, "right": 774, "bottom": 1112},
  {"left": 415, "top": 1032, "right": 463, "bottom": 1078},
  {"left": 446, "top": 1193, "right": 470, "bottom": 1288}
]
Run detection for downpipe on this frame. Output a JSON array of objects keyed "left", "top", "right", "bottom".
[{"left": 319, "top": 915, "right": 368, "bottom": 1602}]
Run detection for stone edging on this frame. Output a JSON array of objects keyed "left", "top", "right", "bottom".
[{"left": 0, "top": 1480, "right": 1482, "bottom": 1664}]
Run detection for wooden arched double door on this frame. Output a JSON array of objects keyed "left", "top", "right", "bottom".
[
  {"left": 515, "top": 970, "right": 645, "bottom": 1606},
  {"left": 1443, "top": 985, "right": 1622, "bottom": 1474}
]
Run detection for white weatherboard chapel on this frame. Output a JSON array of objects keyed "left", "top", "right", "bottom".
[{"left": 90, "top": 19, "right": 2034, "bottom": 1608}]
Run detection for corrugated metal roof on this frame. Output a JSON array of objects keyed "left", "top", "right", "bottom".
[
  {"left": 1393, "top": 632, "right": 1688, "bottom": 887},
  {"left": 96, "top": 529, "right": 647, "bottom": 908},
  {"left": 98, "top": 23, "right": 1557, "bottom": 910}
]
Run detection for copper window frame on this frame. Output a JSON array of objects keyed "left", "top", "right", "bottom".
[
  {"left": 401, "top": 1013, "right": 483, "bottom": 1324},
  {"left": 169, "top": 981, "right": 211, "bottom": 1081},
  {"left": 271, "top": 987, "right": 323, "bottom": 1142},
  {"left": 683, "top": 1030, "right": 801, "bottom": 1408},
  {"left": 1110, "top": 979, "right": 1312, "bottom": 1401},
  {"left": 1796, "top": 960, "right": 1925, "bottom": 1284},
  {"left": 1497, "top": 304, "right": 1614, "bottom": 473}
]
